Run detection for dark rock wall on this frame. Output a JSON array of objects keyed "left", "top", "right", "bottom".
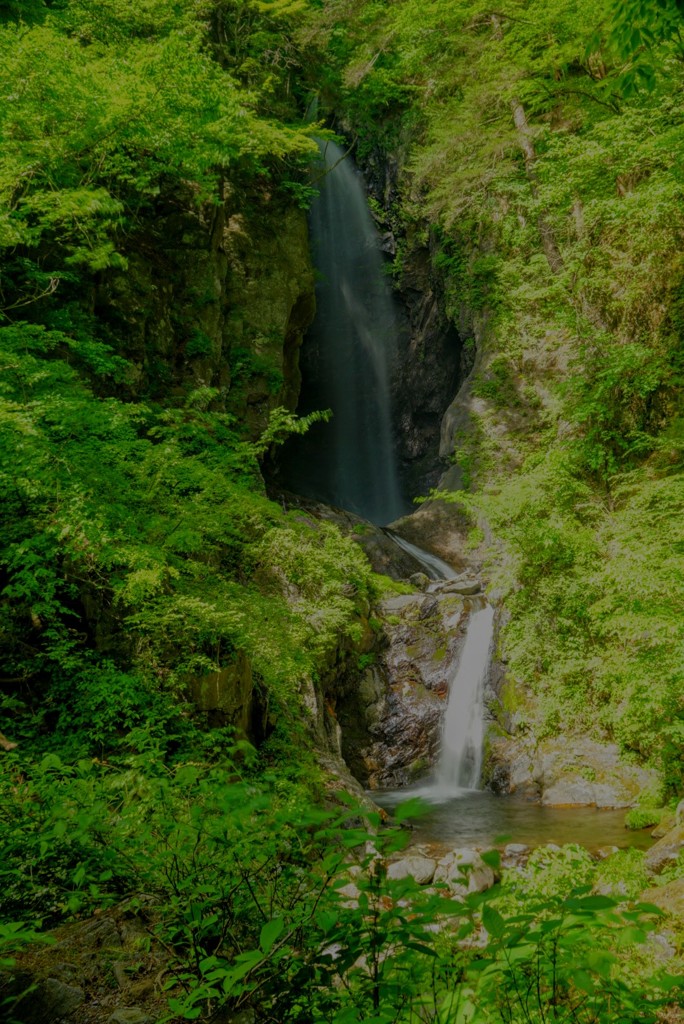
[
  {"left": 95, "top": 188, "right": 315, "bottom": 438},
  {"left": 393, "top": 246, "right": 463, "bottom": 498}
]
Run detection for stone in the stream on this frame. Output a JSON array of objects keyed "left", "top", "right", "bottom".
[
  {"left": 409, "top": 572, "right": 430, "bottom": 591},
  {"left": 442, "top": 578, "right": 481, "bottom": 596},
  {"left": 434, "top": 849, "right": 496, "bottom": 895},
  {"left": 644, "top": 824, "right": 684, "bottom": 875},
  {"left": 502, "top": 843, "right": 529, "bottom": 867},
  {"left": 387, "top": 852, "right": 437, "bottom": 885}
]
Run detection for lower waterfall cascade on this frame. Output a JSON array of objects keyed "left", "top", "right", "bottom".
[
  {"left": 383, "top": 530, "right": 495, "bottom": 797},
  {"left": 436, "top": 602, "right": 495, "bottom": 792}
]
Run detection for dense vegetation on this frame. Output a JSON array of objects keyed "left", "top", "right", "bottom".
[{"left": 1, "top": 0, "right": 684, "bottom": 1021}]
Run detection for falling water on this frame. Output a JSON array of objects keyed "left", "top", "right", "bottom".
[
  {"left": 437, "top": 603, "right": 495, "bottom": 791},
  {"left": 384, "top": 529, "right": 496, "bottom": 798},
  {"left": 384, "top": 530, "right": 455, "bottom": 581},
  {"left": 279, "top": 140, "right": 406, "bottom": 525}
]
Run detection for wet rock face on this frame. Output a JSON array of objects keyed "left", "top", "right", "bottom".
[
  {"left": 336, "top": 589, "right": 472, "bottom": 789},
  {"left": 349, "top": 145, "right": 465, "bottom": 501},
  {"left": 389, "top": 499, "right": 472, "bottom": 574},
  {"left": 189, "top": 651, "right": 254, "bottom": 735}
]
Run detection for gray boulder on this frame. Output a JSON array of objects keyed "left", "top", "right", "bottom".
[
  {"left": 387, "top": 852, "right": 437, "bottom": 885},
  {"left": 644, "top": 825, "right": 684, "bottom": 875},
  {"left": 434, "top": 849, "right": 496, "bottom": 895},
  {"left": 109, "top": 1010, "right": 152, "bottom": 1024}
]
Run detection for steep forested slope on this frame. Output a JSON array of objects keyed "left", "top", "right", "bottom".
[{"left": 305, "top": 0, "right": 684, "bottom": 790}]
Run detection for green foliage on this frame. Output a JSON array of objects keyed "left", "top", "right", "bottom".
[
  {"left": 0, "top": 321, "right": 372, "bottom": 759},
  {"left": 370, "top": 572, "right": 414, "bottom": 597},
  {"left": 0, "top": 0, "right": 316, "bottom": 309},
  {"left": 625, "top": 808, "right": 662, "bottom": 831},
  {"left": 0, "top": 754, "right": 677, "bottom": 1023}
]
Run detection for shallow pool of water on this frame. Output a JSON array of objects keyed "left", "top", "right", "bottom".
[{"left": 372, "top": 786, "right": 654, "bottom": 853}]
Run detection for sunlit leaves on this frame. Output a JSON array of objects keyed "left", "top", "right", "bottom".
[{"left": 0, "top": 1, "right": 316, "bottom": 273}]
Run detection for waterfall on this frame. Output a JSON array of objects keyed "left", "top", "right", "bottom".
[
  {"left": 279, "top": 140, "right": 406, "bottom": 525},
  {"left": 279, "top": 140, "right": 495, "bottom": 796},
  {"left": 436, "top": 603, "right": 495, "bottom": 792},
  {"left": 386, "top": 530, "right": 496, "bottom": 797}
]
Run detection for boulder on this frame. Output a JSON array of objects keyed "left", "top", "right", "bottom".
[
  {"left": 644, "top": 825, "right": 684, "bottom": 875},
  {"left": 487, "top": 734, "right": 659, "bottom": 809},
  {"left": 434, "top": 849, "right": 496, "bottom": 895},
  {"left": 3, "top": 976, "right": 85, "bottom": 1023},
  {"left": 336, "top": 881, "right": 361, "bottom": 904},
  {"left": 530, "top": 738, "right": 655, "bottom": 807},
  {"left": 651, "top": 813, "right": 676, "bottom": 839},
  {"left": 502, "top": 843, "right": 529, "bottom": 868},
  {"left": 389, "top": 501, "right": 470, "bottom": 573},
  {"left": 442, "top": 578, "right": 481, "bottom": 596},
  {"left": 595, "top": 846, "right": 619, "bottom": 860},
  {"left": 486, "top": 737, "right": 540, "bottom": 800},
  {"left": 387, "top": 853, "right": 437, "bottom": 885},
  {"left": 77, "top": 916, "right": 122, "bottom": 950},
  {"left": 109, "top": 1011, "right": 152, "bottom": 1024},
  {"left": 643, "top": 878, "right": 684, "bottom": 919}
]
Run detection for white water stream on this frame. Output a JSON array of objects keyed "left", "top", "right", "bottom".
[
  {"left": 387, "top": 533, "right": 495, "bottom": 797},
  {"left": 436, "top": 603, "right": 495, "bottom": 793},
  {"left": 384, "top": 530, "right": 455, "bottom": 581}
]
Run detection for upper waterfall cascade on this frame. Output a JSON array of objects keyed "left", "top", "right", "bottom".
[{"left": 280, "top": 140, "right": 406, "bottom": 525}]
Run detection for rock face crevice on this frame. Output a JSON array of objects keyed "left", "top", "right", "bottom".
[{"left": 392, "top": 246, "right": 465, "bottom": 498}]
